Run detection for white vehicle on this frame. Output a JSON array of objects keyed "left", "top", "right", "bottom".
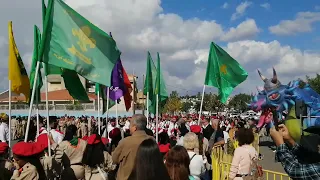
[{"left": 240, "top": 110, "right": 258, "bottom": 119}]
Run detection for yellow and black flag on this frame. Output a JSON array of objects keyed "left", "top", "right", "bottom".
[{"left": 8, "top": 21, "right": 30, "bottom": 102}]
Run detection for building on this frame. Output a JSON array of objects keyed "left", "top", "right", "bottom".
[{"left": 0, "top": 74, "right": 139, "bottom": 114}]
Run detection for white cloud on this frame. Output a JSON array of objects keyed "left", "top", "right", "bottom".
[
  {"left": 187, "top": 40, "right": 320, "bottom": 94},
  {"left": 231, "top": 1, "right": 252, "bottom": 21},
  {"left": 221, "top": 3, "right": 229, "bottom": 9},
  {"left": 269, "top": 11, "right": 320, "bottom": 35},
  {"left": 221, "top": 19, "right": 260, "bottom": 42},
  {"left": 2, "top": 0, "right": 318, "bottom": 96},
  {"left": 260, "top": 3, "right": 270, "bottom": 10}
]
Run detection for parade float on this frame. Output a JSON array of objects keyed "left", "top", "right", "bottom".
[{"left": 248, "top": 68, "right": 320, "bottom": 142}]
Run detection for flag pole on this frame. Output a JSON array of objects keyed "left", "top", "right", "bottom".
[
  {"left": 25, "top": 61, "right": 40, "bottom": 142},
  {"left": 97, "top": 90, "right": 101, "bottom": 135},
  {"left": 44, "top": 63, "right": 51, "bottom": 156},
  {"left": 116, "top": 101, "right": 118, "bottom": 127},
  {"left": 156, "top": 94, "right": 159, "bottom": 142},
  {"left": 105, "top": 88, "right": 110, "bottom": 138},
  {"left": 8, "top": 80, "right": 11, "bottom": 147},
  {"left": 198, "top": 85, "right": 206, "bottom": 125},
  {"left": 36, "top": 87, "right": 40, "bottom": 137},
  {"left": 146, "top": 92, "right": 149, "bottom": 126}
]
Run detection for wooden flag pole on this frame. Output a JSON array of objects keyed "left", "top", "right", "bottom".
[
  {"left": 8, "top": 80, "right": 11, "bottom": 147},
  {"left": 198, "top": 85, "right": 206, "bottom": 125},
  {"left": 25, "top": 61, "right": 40, "bottom": 142}
]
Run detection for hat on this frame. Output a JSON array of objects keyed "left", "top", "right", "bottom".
[
  {"left": 87, "top": 134, "right": 101, "bottom": 145},
  {"left": 109, "top": 128, "right": 121, "bottom": 139},
  {"left": 0, "top": 113, "right": 8, "bottom": 121},
  {"left": 190, "top": 125, "right": 201, "bottom": 134},
  {"left": 36, "top": 134, "right": 50, "bottom": 151},
  {"left": 0, "top": 142, "right": 9, "bottom": 154},
  {"left": 82, "top": 136, "right": 89, "bottom": 141},
  {"left": 101, "top": 137, "right": 108, "bottom": 145},
  {"left": 12, "top": 142, "right": 42, "bottom": 156},
  {"left": 159, "top": 143, "right": 170, "bottom": 153}
]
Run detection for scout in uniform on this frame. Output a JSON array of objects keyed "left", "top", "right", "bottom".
[
  {"left": 0, "top": 142, "right": 13, "bottom": 179},
  {"left": 11, "top": 142, "right": 46, "bottom": 180}
]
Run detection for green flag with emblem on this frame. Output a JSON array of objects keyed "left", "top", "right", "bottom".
[
  {"left": 40, "top": 0, "right": 121, "bottom": 87},
  {"left": 29, "top": 25, "right": 43, "bottom": 104},
  {"left": 204, "top": 42, "right": 248, "bottom": 103},
  {"left": 143, "top": 52, "right": 157, "bottom": 114},
  {"left": 41, "top": 0, "right": 89, "bottom": 102},
  {"left": 155, "top": 52, "right": 168, "bottom": 113}
]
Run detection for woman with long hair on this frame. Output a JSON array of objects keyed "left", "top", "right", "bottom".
[
  {"left": 129, "top": 138, "right": 170, "bottom": 180},
  {"left": 165, "top": 145, "right": 195, "bottom": 180},
  {"left": 51, "top": 124, "right": 87, "bottom": 179},
  {"left": 82, "top": 134, "right": 107, "bottom": 180}
]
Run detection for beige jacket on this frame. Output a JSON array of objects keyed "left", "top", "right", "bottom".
[
  {"left": 53, "top": 139, "right": 87, "bottom": 179},
  {"left": 11, "top": 162, "right": 39, "bottom": 180},
  {"left": 112, "top": 130, "right": 151, "bottom": 180}
]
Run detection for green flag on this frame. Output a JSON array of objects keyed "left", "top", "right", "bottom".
[
  {"left": 143, "top": 52, "right": 157, "bottom": 114},
  {"left": 155, "top": 52, "right": 168, "bottom": 113},
  {"left": 29, "top": 25, "right": 43, "bottom": 104},
  {"left": 41, "top": 0, "right": 89, "bottom": 102},
  {"left": 204, "top": 42, "right": 248, "bottom": 103},
  {"left": 40, "top": 0, "right": 121, "bottom": 87}
]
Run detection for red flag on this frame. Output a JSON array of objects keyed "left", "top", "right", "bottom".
[{"left": 122, "top": 66, "right": 132, "bottom": 111}]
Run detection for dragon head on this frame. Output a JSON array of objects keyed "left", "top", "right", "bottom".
[{"left": 249, "top": 68, "right": 297, "bottom": 128}]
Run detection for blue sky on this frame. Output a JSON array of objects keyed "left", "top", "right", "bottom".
[{"left": 161, "top": 0, "right": 320, "bottom": 50}]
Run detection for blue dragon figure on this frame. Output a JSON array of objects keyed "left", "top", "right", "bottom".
[{"left": 248, "top": 68, "right": 320, "bottom": 142}]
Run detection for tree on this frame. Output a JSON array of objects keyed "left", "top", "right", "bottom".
[
  {"left": 163, "top": 91, "right": 182, "bottom": 114},
  {"left": 306, "top": 74, "right": 320, "bottom": 94},
  {"left": 182, "top": 101, "right": 193, "bottom": 113},
  {"left": 228, "top": 93, "right": 251, "bottom": 112},
  {"left": 203, "top": 93, "right": 225, "bottom": 112}
]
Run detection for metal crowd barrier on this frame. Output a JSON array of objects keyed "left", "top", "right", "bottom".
[{"left": 211, "top": 136, "right": 291, "bottom": 180}]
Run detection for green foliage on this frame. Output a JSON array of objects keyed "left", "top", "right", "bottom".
[
  {"left": 228, "top": 93, "right": 251, "bottom": 112},
  {"left": 163, "top": 91, "right": 182, "bottom": 114},
  {"left": 306, "top": 74, "right": 320, "bottom": 94},
  {"left": 203, "top": 93, "right": 224, "bottom": 112},
  {"left": 182, "top": 101, "right": 193, "bottom": 113}
]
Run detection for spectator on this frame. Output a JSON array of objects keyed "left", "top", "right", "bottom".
[
  {"left": 0, "top": 142, "right": 12, "bottom": 180},
  {"left": 229, "top": 128, "right": 258, "bottom": 180},
  {"left": 158, "top": 132, "right": 170, "bottom": 158},
  {"left": 165, "top": 145, "right": 195, "bottom": 180},
  {"left": 201, "top": 118, "right": 214, "bottom": 140},
  {"left": 208, "top": 119, "right": 224, "bottom": 151},
  {"left": 82, "top": 134, "right": 107, "bottom": 180},
  {"left": 270, "top": 124, "right": 320, "bottom": 179},
  {"left": 112, "top": 114, "right": 151, "bottom": 180},
  {"left": 129, "top": 138, "right": 170, "bottom": 180},
  {"left": 183, "top": 132, "right": 205, "bottom": 180}
]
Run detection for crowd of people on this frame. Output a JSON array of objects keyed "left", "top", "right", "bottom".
[{"left": 0, "top": 112, "right": 317, "bottom": 179}]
